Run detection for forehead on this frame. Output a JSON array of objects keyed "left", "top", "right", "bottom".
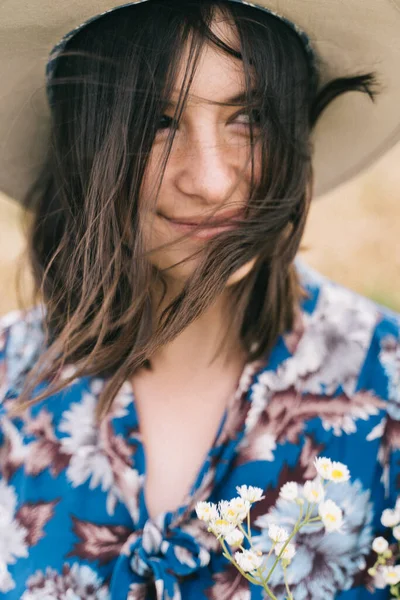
[{"left": 171, "top": 11, "right": 256, "bottom": 104}]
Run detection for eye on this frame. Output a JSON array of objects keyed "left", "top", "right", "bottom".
[
  {"left": 156, "top": 115, "right": 177, "bottom": 131},
  {"left": 234, "top": 109, "right": 262, "bottom": 126}
]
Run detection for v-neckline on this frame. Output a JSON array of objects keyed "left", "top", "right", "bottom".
[{"left": 119, "top": 357, "right": 265, "bottom": 530}]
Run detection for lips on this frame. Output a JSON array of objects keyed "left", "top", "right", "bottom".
[
  {"left": 157, "top": 210, "right": 243, "bottom": 240},
  {"left": 160, "top": 208, "right": 244, "bottom": 226}
]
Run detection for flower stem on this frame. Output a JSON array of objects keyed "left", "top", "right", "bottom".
[
  {"left": 296, "top": 502, "right": 304, "bottom": 524},
  {"left": 264, "top": 541, "right": 276, "bottom": 563},
  {"left": 391, "top": 585, "right": 400, "bottom": 599},
  {"left": 239, "top": 522, "right": 252, "bottom": 545},
  {"left": 307, "top": 517, "right": 322, "bottom": 523},
  {"left": 220, "top": 539, "right": 259, "bottom": 586},
  {"left": 263, "top": 526, "right": 299, "bottom": 584},
  {"left": 283, "top": 564, "right": 293, "bottom": 600},
  {"left": 221, "top": 538, "right": 278, "bottom": 599},
  {"left": 254, "top": 566, "right": 278, "bottom": 600}
]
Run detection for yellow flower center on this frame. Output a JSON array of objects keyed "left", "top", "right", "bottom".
[
  {"left": 326, "top": 513, "right": 336, "bottom": 522},
  {"left": 215, "top": 519, "right": 229, "bottom": 527},
  {"left": 332, "top": 469, "right": 344, "bottom": 479}
]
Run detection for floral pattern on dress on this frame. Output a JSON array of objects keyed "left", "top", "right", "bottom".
[
  {"left": 258, "top": 283, "right": 378, "bottom": 397},
  {"left": 252, "top": 480, "right": 373, "bottom": 599},
  {"left": 0, "top": 263, "right": 399, "bottom": 599},
  {"left": 205, "top": 564, "right": 251, "bottom": 600},
  {"left": 20, "top": 563, "right": 110, "bottom": 600},
  {"left": 0, "top": 479, "right": 59, "bottom": 593},
  {"left": 68, "top": 515, "right": 133, "bottom": 565},
  {"left": 376, "top": 329, "right": 400, "bottom": 499},
  {"left": 58, "top": 380, "right": 144, "bottom": 520},
  {"left": 0, "top": 480, "right": 28, "bottom": 592}
]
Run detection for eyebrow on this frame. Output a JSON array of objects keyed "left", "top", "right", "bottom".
[{"left": 164, "top": 88, "right": 259, "bottom": 109}]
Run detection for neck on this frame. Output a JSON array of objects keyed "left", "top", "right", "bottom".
[{"left": 149, "top": 283, "right": 246, "bottom": 375}]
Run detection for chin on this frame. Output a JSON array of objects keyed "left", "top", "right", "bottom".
[{"left": 149, "top": 251, "right": 200, "bottom": 282}]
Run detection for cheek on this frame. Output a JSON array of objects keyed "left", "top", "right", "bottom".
[
  {"left": 233, "top": 141, "right": 263, "bottom": 202},
  {"left": 249, "top": 142, "right": 262, "bottom": 184},
  {"left": 145, "top": 230, "right": 200, "bottom": 280},
  {"left": 139, "top": 146, "right": 165, "bottom": 211},
  {"left": 141, "top": 210, "right": 202, "bottom": 278},
  {"left": 139, "top": 140, "right": 181, "bottom": 226}
]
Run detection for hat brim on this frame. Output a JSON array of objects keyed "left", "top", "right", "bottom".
[{"left": 0, "top": 0, "right": 400, "bottom": 203}]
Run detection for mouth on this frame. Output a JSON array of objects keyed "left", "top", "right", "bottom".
[
  {"left": 157, "top": 210, "right": 244, "bottom": 239},
  {"left": 159, "top": 208, "right": 244, "bottom": 225}
]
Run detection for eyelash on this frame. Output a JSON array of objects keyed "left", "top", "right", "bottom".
[{"left": 156, "top": 109, "right": 261, "bottom": 131}]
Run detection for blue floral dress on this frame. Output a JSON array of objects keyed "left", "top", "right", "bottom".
[{"left": 0, "top": 262, "right": 399, "bottom": 600}]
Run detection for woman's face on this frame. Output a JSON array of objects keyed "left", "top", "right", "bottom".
[{"left": 140, "top": 15, "right": 261, "bottom": 283}]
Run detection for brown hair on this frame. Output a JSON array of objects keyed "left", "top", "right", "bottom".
[{"left": 13, "top": 0, "right": 378, "bottom": 421}]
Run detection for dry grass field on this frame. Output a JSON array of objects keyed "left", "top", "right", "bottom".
[
  {"left": 1, "top": 142, "right": 399, "bottom": 317},
  {"left": 302, "top": 142, "right": 400, "bottom": 312}
]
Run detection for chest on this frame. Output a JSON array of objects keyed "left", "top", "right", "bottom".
[{"left": 130, "top": 372, "right": 237, "bottom": 520}]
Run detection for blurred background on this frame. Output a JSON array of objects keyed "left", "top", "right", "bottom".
[{"left": 1, "top": 141, "right": 399, "bottom": 318}]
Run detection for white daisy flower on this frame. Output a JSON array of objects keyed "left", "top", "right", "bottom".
[
  {"left": 381, "top": 565, "right": 400, "bottom": 586},
  {"left": 208, "top": 518, "right": 236, "bottom": 539},
  {"left": 225, "top": 528, "right": 244, "bottom": 548},
  {"left": 219, "top": 498, "right": 251, "bottom": 525},
  {"left": 372, "top": 536, "right": 389, "bottom": 554},
  {"left": 267, "top": 524, "right": 289, "bottom": 543},
  {"left": 314, "top": 457, "right": 333, "bottom": 480},
  {"left": 274, "top": 542, "right": 296, "bottom": 561},
  {"left": 381, "top": 508, "right": 400, "bottom": 528},
  {"left": 303, "top": 479, "right": 325, "bottom": 504},
  {"left": 234, "top": 549, "right": 263, "bottom": 573},
  {"left": 370, "top": 566, "right": 390, "bottom": 590},
  {"left": 236, "top": 485, "right": 265, "bottom": 504},
  {"left": 279, "top": 482, "right": 299, "bottom": 501},
  {"left": 329, "top": 461, "right": 351, "bottom": 483},
  {"left": 393, "top": 525, "right": 400, "bottom": 540},
  {"left": 195, "top": 501, "right": 219, "bottom": 523},
  {"left": 318, "top": 499, "right": 343, "bottom": 532}
]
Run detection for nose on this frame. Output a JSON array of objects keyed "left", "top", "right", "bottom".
[{"left": 173, "top": 123, "right": 245, "bottom": 209}]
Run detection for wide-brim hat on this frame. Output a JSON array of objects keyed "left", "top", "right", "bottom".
[{"left": 1, "top": 0, "right": 400, "bottom": 204}]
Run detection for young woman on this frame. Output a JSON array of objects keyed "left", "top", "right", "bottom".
[{"left": 0, "top": 0, "right": 399, "bottom": 598}]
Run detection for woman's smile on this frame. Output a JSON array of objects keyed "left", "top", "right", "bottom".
[{"left": 157, "top": 208, "right": 245, "bottom": 240}]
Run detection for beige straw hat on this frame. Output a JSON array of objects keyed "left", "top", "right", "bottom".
[{"left": 1, "top": 0, "right": 400, "bottom": 203}]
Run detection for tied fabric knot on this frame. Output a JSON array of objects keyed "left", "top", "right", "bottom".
[
  {"left": 129, "top": 517, "right": 210, "bottom": 577},
  {"left": 111, "top": 512, "right": 211, "bottom": 600}
]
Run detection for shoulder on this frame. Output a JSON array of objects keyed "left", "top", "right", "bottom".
[
  {"left": 276, "top": 261, "right": 400, "bottom": 401},
  {"left": 300, "top": 260, "right": 400, "bottom": 352},
  {"left": 0, "top": 304, "right": 47, "bottom": 406}
]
